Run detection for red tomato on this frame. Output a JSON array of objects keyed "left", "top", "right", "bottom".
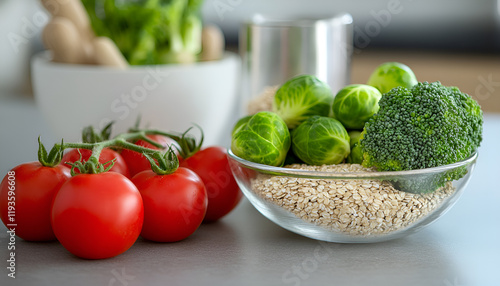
[
  {"left": 132, "top": 168, "right": 207, "bottom": 242},
  {"left": 180, "top": 146, "right": 242, "bottom": 222},
  {"left": 121, "top": 135, "right": 181, "bottom": 177},
  {"left": 51, "top": 172, "right": 143, "bottom": 259},
  {"left": 0, "top": 162, "right": 70, "bottom": 241},
  {"left": 62, "top": 148, "right": 130, "bottom": 178}
]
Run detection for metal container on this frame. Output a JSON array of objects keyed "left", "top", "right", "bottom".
[{"left": 239, "top": 13, "right": 353, "bottom": 114}]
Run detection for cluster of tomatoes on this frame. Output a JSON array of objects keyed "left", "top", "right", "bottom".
[{"left": 0, "top": 133, "right": 242, "bottom": 260}]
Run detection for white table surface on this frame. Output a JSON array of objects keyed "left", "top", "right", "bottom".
[{"left": 0, "top": 94, "right": 499, "bottom": 286}]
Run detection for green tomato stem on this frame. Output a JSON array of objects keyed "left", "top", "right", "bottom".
[
  {"left": 135, "top": 135, "right": 164, "bottom": 149},
  {"left": 37, "top": 137, "right": 64, "bottom": 167},
  {"left": 143, "top": 147, "right": 179, "bottom": 176},
  {"left": 61, "top": 142, "right": 95, "bottom": 150},
  {"left": 50, "top": 129, "right": 179, "bottom": 175},
  {"left": 131, "top": 126, "right": 204, "bottom": 159},
  {"left": 113, "top": 139, "right": 159, "bottom": 155}
]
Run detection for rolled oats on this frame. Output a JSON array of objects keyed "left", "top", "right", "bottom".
[{"left": 251, "top": 164, "right": 455, "bottom": 236}]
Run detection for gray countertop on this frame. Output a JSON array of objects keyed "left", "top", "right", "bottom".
[{"left": 1, "top": 95, "right": 499, "bottom": 286}]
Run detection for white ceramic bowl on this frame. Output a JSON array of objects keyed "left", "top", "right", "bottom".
[{"left": 31, "top": 51, "right": 241, "bottom": 146}]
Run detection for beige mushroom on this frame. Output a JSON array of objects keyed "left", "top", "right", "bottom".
[
  {"left": 201, "top": 25, "right": 225, "bottom": 62},
  {"left": 40, "top": 0, "right": 128, "bottom": 68},
  {"left": 41, "top": 0, "right": 94, "bottom": 41},
  {"left": 92, "top": 37, "right": 128, "bottom": 69},
  {"left": 42, "top": 17, "right": 87, "bottom": 64}
]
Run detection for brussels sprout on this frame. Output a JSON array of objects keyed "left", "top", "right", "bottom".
[
  {"left": 283, "top": 149, "right": 304, "bottom": 166},
  {"left": 346, "top": 130, "right": 364, "bottom": 164},
  {"left": 332, "top": 84, "right": 382, "bottom": 130},
  {"left": 292, "top": 116, "right": 350, "bottom": 165},
  {"left": 272, "top": 75, "right": 334, "bottom": 129},
  {"left": 231, "top": 111, "right": 291, "bottom": 167},
  {"left": 367, "top": 62, "right": 418, "bottom": 94},
  {"left": 232, "top": 115, "right": 251, "bottom": 136}
]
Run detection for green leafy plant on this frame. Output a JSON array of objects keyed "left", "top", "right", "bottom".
[{"left": 82, "top": 0, "right": 204, "bottom": 65}]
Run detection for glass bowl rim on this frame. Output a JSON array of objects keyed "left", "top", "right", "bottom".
[{"left": 227, "top": 149, "right": 478, "bottom": 179}]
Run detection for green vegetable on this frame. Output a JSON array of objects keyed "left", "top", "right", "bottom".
[
  {"left": 332, "top": 84, "right": 382, "bottom": 129},
  {"left": 283, "top": 149, "right": 304, "bottom": 165},
  {"left": 232, "top": 115, "right": 251, "bottom": 136},
  {"left": 82, "top": 0, "right": 203, "bottom": 65},
  {"left": 292, "top": 116, "right": 350, "bottom": 165},
  {"left": 360, "top": 81, "right": 483, "bottom": 192},
  {"left": 367, "top": 62, "right": 418, "bottom": 94},
  {"left": 272, "top": 75, "right": 334, "bottom": 129},
  {"left": 231, "top": 111, "right": 291, "bottom": 167},
  {"left": 346, "top": 130, "right": 364, "bottom": 164}
]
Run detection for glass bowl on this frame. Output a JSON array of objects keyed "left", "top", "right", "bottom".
[{"left": 227, "top": 150, "right": 478, "bottom": 243}]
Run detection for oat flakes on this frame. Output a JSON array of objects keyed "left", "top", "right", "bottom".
[{"left": 251, "top": 163, "right": 455, "bottom": 236}]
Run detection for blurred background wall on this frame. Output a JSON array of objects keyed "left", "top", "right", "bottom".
[
  {"left": 0, "top": 0, "right": 44, "bottom": 95},
  {"left": 201, "top": 0, "right": 500, "bottom": 52},
  {"left": 0, "top": 0, "right": 499, "bottom": 111},
  {"left": 201, "top": 0, "right": 500, "bottom": 112}
]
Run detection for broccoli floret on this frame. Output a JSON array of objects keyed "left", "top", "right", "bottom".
[{"left": 359, "top": 81, "right": 483, "bottom": 192}]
